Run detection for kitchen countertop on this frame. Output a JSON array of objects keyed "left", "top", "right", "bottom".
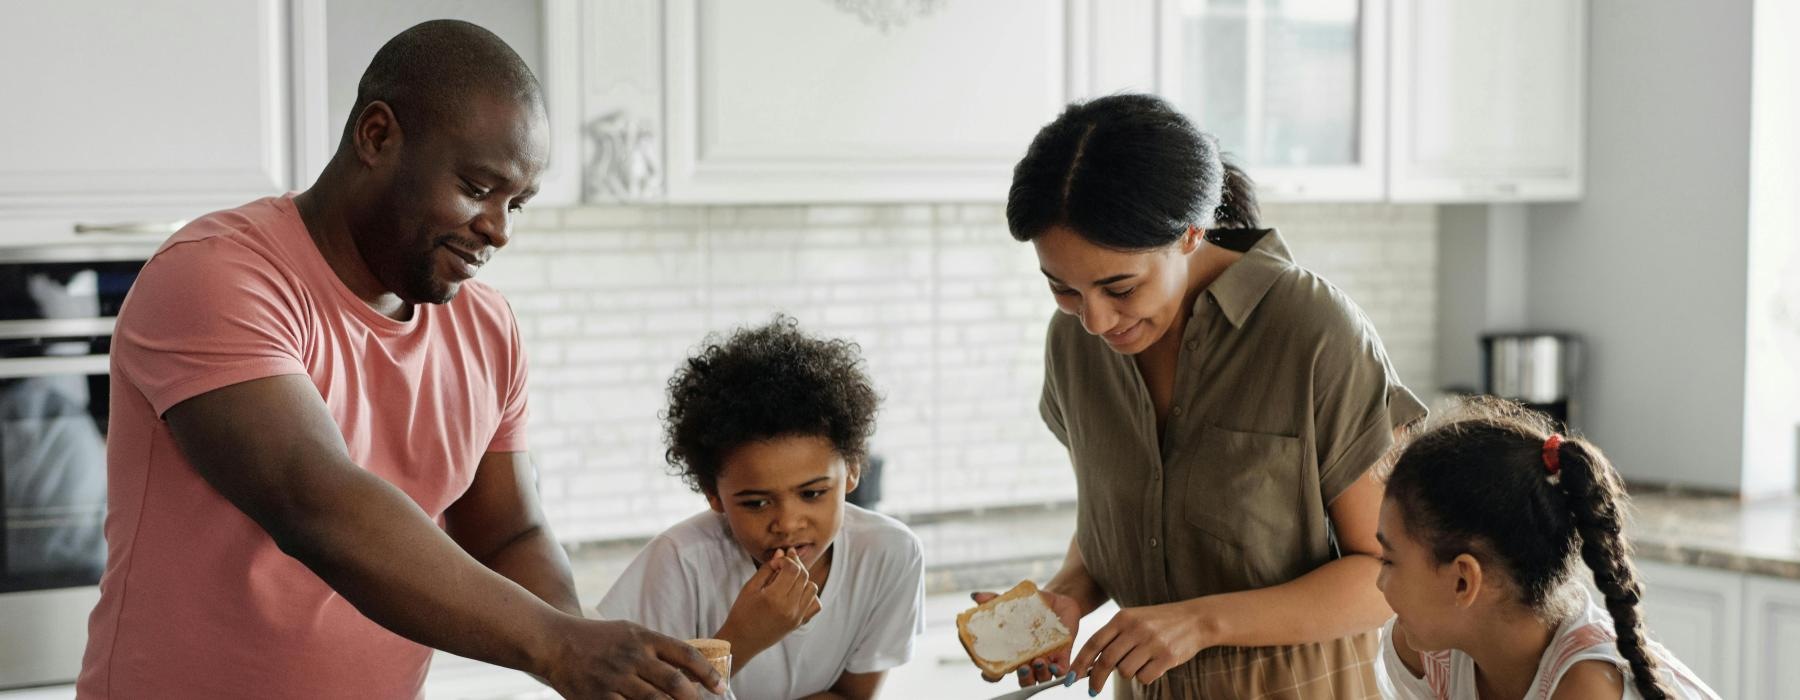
[
  {"left": 565, "top": 489, "right": 1800, "bottom": 603},
  {"left": 1625, "top": 488, "right": 1800, "bottom": 580}
]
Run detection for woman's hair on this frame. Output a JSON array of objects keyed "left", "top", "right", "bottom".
[
  {"left": 1006, "top": 93, "right": 1260, "bottom": 251},
  {"left": 662, "top": 315, "right": 880, "bottom": 494},
  {"left": 1384, "top": 397, "right": 1671, "bottom": 699}
]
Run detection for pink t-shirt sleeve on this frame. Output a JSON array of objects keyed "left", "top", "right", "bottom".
[
  {"left": 114, "top": 236, "right": 310, "bottom": 416},
  {"left": 486, "top": 303, "right": 529, "bottom": 453}
]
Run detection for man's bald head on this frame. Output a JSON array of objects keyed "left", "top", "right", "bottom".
[{"left": 339, "top": 19, "right": 544, "bottom": 152}]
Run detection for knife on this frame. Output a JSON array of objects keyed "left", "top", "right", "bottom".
[{"left": 987, "top": 676, "right": 1074, "bottom": 700}]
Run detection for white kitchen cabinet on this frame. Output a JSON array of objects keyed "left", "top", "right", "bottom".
[
  {"left": 1635, "top": 560, "right": 1743, "bottom": 699},
  {"left": 1388, "top": 0, "right": 1586, "bottom": 202},
  {"left": 1157, "top": 0, "right": 1388, "bottom": 202},
  {"left": 0, "top": 0, "right": 308, "bottom": 245},
  {"left": 1068, "top": 0, "right": 1159, "bottom": 99},
  {"left": 312, "top": 0, "right": 581, "bottom": 207},
  {"left": 1744, "top": 574, "right": 1800, "bottom": 700},
  {"left": 647, "top": 0, "right": 1070, "bottom": 204}
]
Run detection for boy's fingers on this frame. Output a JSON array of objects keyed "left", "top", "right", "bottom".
[
  {"left": 756, "top": 558, "right": 784, "bottom": 589},
  {"left": 779, "top": 559, "right": 806, "bottom": 584}
]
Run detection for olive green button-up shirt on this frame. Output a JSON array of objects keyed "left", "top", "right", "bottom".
[{"left": 1040, "top": 229, "right": 1428, "bottom": 609}]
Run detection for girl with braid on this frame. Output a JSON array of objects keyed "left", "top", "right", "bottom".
[{"left": 1373, "top": 397, "right": 1717, "bottom": 699}]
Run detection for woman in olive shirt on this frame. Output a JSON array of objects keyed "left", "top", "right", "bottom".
[{"left": 995, "top": 95, "right": 1427, "bottom": 698}]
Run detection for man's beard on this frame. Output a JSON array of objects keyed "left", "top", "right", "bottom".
[{"left": 400, "top": 233, "right": 461, "bottom": 305}]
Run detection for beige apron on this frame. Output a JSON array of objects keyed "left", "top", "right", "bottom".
[{"left": 1114, "top": 631, "right": 1382, "bottom": 699}]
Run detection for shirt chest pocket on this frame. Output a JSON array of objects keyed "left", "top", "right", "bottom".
[{"left": 1181, "top": 425, "right": 1308, "bottom": 582}]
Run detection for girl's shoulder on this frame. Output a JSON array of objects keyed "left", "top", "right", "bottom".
[
  {"left": 1376, "top": 616, "right": 1464, "bottom": 700},
  {"left": 1536, "top": 597, "right": 1721, "bottom": 700},
  {"left": 1548, "top": 660, "right": 1626, "bottom": 700}
]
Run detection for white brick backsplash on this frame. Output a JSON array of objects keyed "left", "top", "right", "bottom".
[{"left": 488, "top": 202, "right": 1437, "bottom": 542}]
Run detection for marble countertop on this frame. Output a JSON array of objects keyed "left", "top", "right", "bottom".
[
  {"left": 1625, "top": 489, "right": 1800, "bottom": 580},
  {"left": 563, "top": 490, "right": 1800, "bottom": 605}
]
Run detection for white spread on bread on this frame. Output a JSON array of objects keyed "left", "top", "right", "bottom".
[{"left": 966, "top": 596, "right": 1069, "bottom": 662}]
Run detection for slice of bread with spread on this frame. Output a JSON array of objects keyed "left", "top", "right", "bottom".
[{"left": 956, "top": 580, "right": 1073, "bottom": 681}]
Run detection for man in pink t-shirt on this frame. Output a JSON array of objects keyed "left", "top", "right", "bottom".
[{"left": 78, "top": 20, "right": 721, "bottom": 699}]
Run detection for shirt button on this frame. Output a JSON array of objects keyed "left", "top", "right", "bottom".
[
  {"left": 1172, "top": 406, "right": 1183, "bottom": 416},
  {"left": 1149, "top": 537, "right": 1160, "bottom": 548},
  {"left": 1186, "top": 339, "right": 1198, "bottom": 351}
]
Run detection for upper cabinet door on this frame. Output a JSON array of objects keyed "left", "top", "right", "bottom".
[
  {"left": 658, "top": 0, "right": 1068, "bottom": 204},
  {"left": 0, "top": 0, "right": 293, "bottom": 227},
  {"left": 1389, "top": 0, "right": 1585, "bottom": 202},
  {"left": 1158, "top": 0, "right": 1388, "bottom": 202},
  {"left": 309, "top": 0, "right": 582, "bottom": 207}
]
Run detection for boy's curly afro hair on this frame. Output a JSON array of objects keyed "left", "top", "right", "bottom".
[{"left": 662, "top": 315, "right": 881, "bottom": 494}]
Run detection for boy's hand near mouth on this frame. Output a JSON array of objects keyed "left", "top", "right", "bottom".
[{"left": 715, "top": 547, "right": 823, "bottom": 672}]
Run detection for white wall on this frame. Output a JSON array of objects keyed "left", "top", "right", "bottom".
[
  {"left": 486, "top": 202, "right": 1438, "bottom": 542},
  {"left": 1744, "top": 0, "right": 1800, "bottom": 497},
  {"left": 1435, "top": 205, "right": 1529, "bottom": 393},
  {"left": 1523, "top": 0, "right": 1753, "bottom": 491}
]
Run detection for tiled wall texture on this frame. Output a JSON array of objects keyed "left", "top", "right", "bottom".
[{"left": 481, "top": 203, "right": 1438, "bottom": 543}]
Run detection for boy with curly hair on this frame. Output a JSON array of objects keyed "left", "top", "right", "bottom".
[{"left": 598, "top": 316, "right": 925, "bottom": 699}]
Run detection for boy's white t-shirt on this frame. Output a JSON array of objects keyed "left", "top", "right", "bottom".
[
  {"left": 597, "top": 504, "right": 926, "bottom": 700},
  {"left": 1375, "top": 593, "right": 1719, "bottom": 700}
]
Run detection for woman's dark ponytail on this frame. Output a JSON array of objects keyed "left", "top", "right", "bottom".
[
  {"left": 1558, "top": 442, "right": 1672, "bottom": 700},
  {"left": 1007, "top": 94, "right": 1259, "bottom": 249},
  {"left": 1213, "top": 158, "right": 1261, "bottom": 229}
]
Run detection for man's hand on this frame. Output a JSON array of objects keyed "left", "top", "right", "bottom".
[
  {"left": 716, "top": 548, "right": 822, "bottom": 667},
  {"left": 539, "top": 617, "right": 724, "bottom": 699}
]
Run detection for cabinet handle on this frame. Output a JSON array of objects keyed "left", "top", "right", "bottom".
[
  {"left": 73, "top": 220, "right": 188, "bottom": 235},
  {"left": 1462, "top": 182, "right": 1522, "bottom": 199}
]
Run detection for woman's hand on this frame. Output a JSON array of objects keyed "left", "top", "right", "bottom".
[
  {"left": 1071, "top": 599, "right": 1216, "bottom": 695},
  {"left": 969, "top": 589, "right": 1085, "bottom": 687}
]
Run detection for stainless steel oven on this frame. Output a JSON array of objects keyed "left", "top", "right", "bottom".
[{"left": 0, "top": 244, "right": 152, "bottom": 690}]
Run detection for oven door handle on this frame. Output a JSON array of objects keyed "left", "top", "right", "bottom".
[
  {"left": 0, "top": 355, "right": 110, "bottom": 379},
  {"left": 73, "top": 220, "right": 188, "bottom": 235},
  {"left": 0, "top": 318, "right": 117, "bottom": 340}
]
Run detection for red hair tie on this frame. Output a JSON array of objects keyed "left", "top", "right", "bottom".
[{"left": 1542, "top": 434, "right": 1565, "bottom": 475}]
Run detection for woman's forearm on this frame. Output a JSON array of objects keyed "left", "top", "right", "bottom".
[
  {"left": 1186, "top": 553, "right": 1390, "bottom": 648},
  {"left": 1043, "top": 535, "right": 1109, "bottom": 616}
]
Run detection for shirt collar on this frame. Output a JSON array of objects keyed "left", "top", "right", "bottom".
[{"left": 1200, "top": 228, "right": 1292, "bottom": 328}]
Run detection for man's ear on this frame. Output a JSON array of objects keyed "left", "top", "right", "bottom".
[
  {"left": 1451, "top": 553, "right": 1485, "bottom": 609},
  {"left": 353, "top": 100, "right": 404, "bottom": 167},
  {"left": 704, "top": 488, "right": 725, "bottom": 514}
]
